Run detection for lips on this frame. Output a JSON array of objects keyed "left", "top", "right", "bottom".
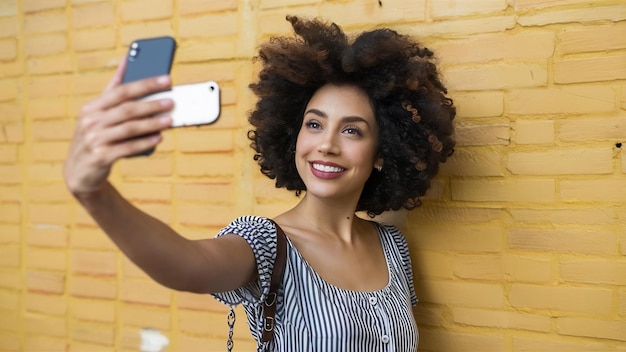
[{"left": 309, "top": 161, "right": 346, "bottom": 179}]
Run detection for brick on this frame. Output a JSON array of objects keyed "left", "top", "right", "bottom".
[
  {"left": 70, "top": 226, "right": 116, "bottom": 250},
  {"left": 118, "top": 182, "right": 172, "bottom": 202},
  {"left": 321, "top": 0, "right": 427, "bottom": 27},
  {"left": 0, "top": 245, "right": 19, "bottom": 267},
  {"left": 72, "top": 3, "right": 115, "bottom": 29},
  {"left": 509, "top": 208, "right": 614, "bottom": 225},
  {"left": 23, "top": 336, "right": 66, "bottom": 352},
  {"left": 176, "top": 39, "right": 236, "bottom": 62},
  {"left": 513, "top": 336, "right": 613, "bottom": 352},
  {"left": 122, "top": 257, "right": 148, "bottom": 279},
  {"left": 0, "top": 39, "right": 17, "bottom": 60},
  {"left": 452, "top": 91, "right": 503, "bottom": 118},
  {"left": 507, "top": 86, "right": 615, "bottom": 115},
  {"left": 0, "top": 245, "right": 21, "bottom": 268},
  {"left": 0, "top": 309, "right": 19, "bottom": 332},
  {"left": 509, "top": 228, "right": 617, "bottom": 255},
  {"left": 0, "top": 144, "right": 18, "bottom": 162},
  {"left": 29, "top": 203, "right": 71, "bottom": 225},
  {"left": 28, "top": 75, "right": 71, "bottom": 98},
  {"left": 177, "top": 129, "right": 234, "bottom": 153},
  {"left": 27, "top": 55, "right": 73, "bottom": 75},
  {"left": 73, "top": 72, "right": 112, "bottom": 95},
  {"left": 179, "top": 12, "right": 239, "bottom": 38},
  {"left": 456, "top": 123, "right": 511, "bottom": 147},
  {"left": 71, "top": 298, "right": 116, "bottom": 323},
  {"left": 22, "top": 0, "right": 64, "bottom": 13},
  {"left": 507, "top": 148, "right": 614, "bottom": 175},
  {"left": 439, "top": 148, "right": 504, "bottom": 176},
  {"left": 0, "top": 78, "right": 19, "bottom": 102},
  {"left": 452, "top": 179, "right": 555, "bottom": 202},
  {"left": 71, "top": 250, "right": 117, "bottom": 276},
  {"left": 451, "top": 254, "right": 504, "bottom": 280},
  {"left": 29, "top": 98, "right": 66, "bottom": 119},
  {"left": 514, "top": 119, "right": 554, "bottom": 145},
  {"left": 27, "top": 271, "right": 65, "bottom": 294},
  {"left": 177, "top": 291, "right": 229, "bottom": 312},
  {"left": 177, "top": 204, "right": 238, "bottom": 227},
  {"left": 176, "top": 154, "right": 235, "bottom": 177},
  {"left": 0, "top": 185, "right": 20, "bottom": 202},
  {"left": 558, "top": 317, "right": 626, "bottom": 342},
  {"left": 118, "top": 154, "right": 173, "bottom": 177},
  {"left": 620, "top": 289, "right": 626, "bottom": 317},
  {"left": 561, "top": 179, "right": 626, "bottom": 202},
  {"left": 431, "top": 0, "right": 507, "bottom": 18},
  {"left": 175, "top": 62, "right": 237, "bottom": 84},
  {"left": 120, "top": 0, "right": 173, "bottom": 22},
  {"left": 418, "top": 328, "right": 504, "bottom": 351},
  {"left": 518, "top": 5, "right": 626, "bottom": 26},
  {"left": 174, "top": 182, "right": 233, "bottom": 203},
  {"left": 120, "top": 278, "right": 171, "bottom": 306},
  {"left": 0, "top": 271, "right": 20, "bottom": 290},
  {"left": 409, "top": 206, "right": 501, "bottom": 224},
  {"left": 0, "top": 62, "right": 23, "bottom": 78},
  {"left": 23, "top": 11, "right": 67, "bottom": 34},
  {"left": 446, "top": 63, "right": 547, "bottom": 91},
  {"left": 73, "top": 29, "right": 116, "bottom": 52},
  {"left": 179, "top": 0, "right": 238, "bottom": 14},
  {"left": 25, "top": 292, "right": 66, "bottom": 315},
  {"left": 0, "top": 103, "right": 20, "bottom": 122},
  {"left": 24, "top": 34, "right": 67, "bottom": 57},
  {"left": 23, "top": 314, "right": 66, "bottom": 337},
  {"left": 0, "top": 224, "right": 19, "bottom": 243},
  {"left": 0, "top": 17, "right": 17, "bottom": 38},
  {"left": 410, "top": 251, "right": 453, "bottom": 279},
  {"left": 409, "top": 224, "right": 502, "bottom": 252},
  {"left": 509, "top": 283, "right": 611, "bottom": 314},
  {"left": 27, "top": 183, "right": 71, "bottom": 203},
  {"left": 135, "top": 203, "right": 172, "bottom": 225},
  {"left": 68, "top": 341, "right": 112, "bottom": 352},
  {"left": 558, "top": 23, "right": 626, "bottom": 55},
  {"left": 397, "top": 15, "right": 516, "bottom": 38},
  {"left": 453, "top": 307, "right": 551, "bottom": 332},
  {"left": 69, "top": 276, "right": 116, "bottom": 299},
  {"left": 120, "top": 303, "right": 170, "bottom": 329},
  {"left": 0, "top": 164, "right": 21, "bottom": 183},
  {"left": 561, "top": 260, "right": 626, "bottom": 285},
  {"left": 560, "top": 115, "right": 626, "bottom": 142},
  {"left": 0, "top": 203, "right": 20, "bottom": 223},
  {"left": 26, "top": 247, "right": 66, "bottom": 271},
  {"left": 70, "top": 322, "right": 114, "bottom": 346},
  {"left": 0, "top": 1, "right": 17, "bottom": 16},
  {"left": 30, "top": 142, "right": 70, "bottom": 162},
  {"left": 178, "top": 309, "right": 225, "bottom": 335},
  {"left": 260, "top": 0, "right": 316, "bottom": 10},
  {"left": 555, "top": 53, "right": 626, "bottom": 84},
  {"left": 75, "top": 51, "right": 118, "bottom": 71},
  {"left": 28, "top": 225, "right": 68, "bottom": 248},
  {"left": 119, "top": 21, "right": 174, "bottom": 46}
]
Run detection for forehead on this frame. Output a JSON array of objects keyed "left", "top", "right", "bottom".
[{"left": 305, "top": 83, "right": 375, "bottom": 122}]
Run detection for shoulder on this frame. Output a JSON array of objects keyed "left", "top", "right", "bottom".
[{"left": 217, "top": 216, "right": 277, "bottom": 240}]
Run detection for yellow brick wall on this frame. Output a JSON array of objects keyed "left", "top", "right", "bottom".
[{"left": 0, "top": 0, "right": 625, "bottom": 351}]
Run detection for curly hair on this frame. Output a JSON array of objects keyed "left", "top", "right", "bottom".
[{"left": 248, "top": 16, "right": 455, "bottom": 216}]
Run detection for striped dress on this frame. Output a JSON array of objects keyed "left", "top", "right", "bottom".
[{"left": 212, "top": 216, "right": 419, "bottom": 352}]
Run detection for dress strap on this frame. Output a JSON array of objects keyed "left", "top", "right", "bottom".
[{"left": 261, "top": 219, "right": 288, "bottom": 343}]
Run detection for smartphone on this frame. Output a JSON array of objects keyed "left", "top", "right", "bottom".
[
  {"left": 122, "top": 36, "right": 176, "bottom": 156},
  {"left": 140, "top": 81, "right": 221, "bottom": 127},
  {"left": 122, "top": 36, "right": 176, "bottom": 84}
]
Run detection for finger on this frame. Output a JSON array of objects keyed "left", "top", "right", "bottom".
[
  {"left": 100, "top": 96, "right": 174, "bottom": 128},
  {"left": 86, "top": 113, "right": 172, "bottom": 150},
  {"left": 93, "top": 75, "right": 172, "bottom": 113},
  {"left": 104, "top": 56, "right": 127, "bottom": 92},
  {"left": 99, "top": 132, "right": 164, "bottom": 161}
]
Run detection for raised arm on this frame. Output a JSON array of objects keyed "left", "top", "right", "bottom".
[{"left": 63, "top": 60, "right": 256, "bottom": 293}]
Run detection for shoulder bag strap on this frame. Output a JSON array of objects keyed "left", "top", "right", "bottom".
[{"left": 261, "top": 220, "right": 288, "bottom": 343}]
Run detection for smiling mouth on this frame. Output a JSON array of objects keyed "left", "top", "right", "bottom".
[{"left": 311, "top": 163, "right": 345, "bottom": 173}]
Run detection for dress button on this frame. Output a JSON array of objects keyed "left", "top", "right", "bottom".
[
  {"left": 369, "top": 296, "right": 377, "bottom": 305},
  {"left": 381, "top": 335, "right": 390, "bottom": 344}
]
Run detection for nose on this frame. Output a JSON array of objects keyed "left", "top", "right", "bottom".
[{"left": 317, "top": 131, "right": 339, "bottom": 156}]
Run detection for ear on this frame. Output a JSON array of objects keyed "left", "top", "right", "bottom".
[{"left": 374, "top": 157, "right": 384, "bottom": 170}]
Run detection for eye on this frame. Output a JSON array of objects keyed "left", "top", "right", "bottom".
[
  {"left": 305, "top": 120, "right": 322, "bottom": 130},
  {"left": 343, "top": 126, "right": 362, "bottom": 136}
]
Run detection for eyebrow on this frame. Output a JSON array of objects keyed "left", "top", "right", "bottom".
[{"left": 304, "top": 108, "right": 371, "bottom": 126}]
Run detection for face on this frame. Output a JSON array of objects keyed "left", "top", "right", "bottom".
[{"left": 295, "top": 83, "right": 382, "bottom": 203}]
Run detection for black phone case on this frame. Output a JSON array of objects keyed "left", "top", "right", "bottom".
[
  {"left": 122, "top": 36, "right": 176, "bottom": 156},
  {"left": 122, "top": 36, "right": 176, "bottom": 84}
]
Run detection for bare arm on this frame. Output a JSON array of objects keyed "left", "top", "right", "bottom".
[{"left": 64, "top": 59, "right": 256, "bottom": 293}]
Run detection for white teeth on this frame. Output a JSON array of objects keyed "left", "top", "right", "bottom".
[{"left": 312, "top": 163, "right": 344, "bottom": 173}]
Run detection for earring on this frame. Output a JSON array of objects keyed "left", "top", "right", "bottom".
[{"left": 375, "top": 165, "right": 383, "bottom": 172}]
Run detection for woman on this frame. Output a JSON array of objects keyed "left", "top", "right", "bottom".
[{"left": 64, "top": 16, "right": 455, "bottom": 352}]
